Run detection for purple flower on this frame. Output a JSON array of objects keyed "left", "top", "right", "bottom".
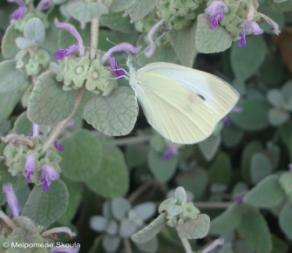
[
  {"left": 2, "top": 184, "right": 20, "bottom": 217},
  {"left": 288, "top": 164, "right": 292, "bottom": 171},
  {"left": 206, "top": 0, "right": 228, "bottom": 30},
  {"left": 223, "top": 106, "right": 242, "bottom": 128},
  {"left": 32, "top": 123, "right": 40, "bottom": 137},
  {"left": 144, "top": 20, "right": 164, "bottom": 58},
  {"left": 9, "top": 0, "right": 26, "bottom": 21},
  {"left": 54, "top": 141, "right": 64, "bottom": 152},
  {"left": 108, "top": 56, "right": 126, "bottom": 79},
  {"left": 37, "top": 0, "right": 53, "bottom": 12},
  {"left": 54, "top": 19, "right": 84, "bottom": 60},
  {"left": 233, "top": 192, "right": 246, "bottom": 205},
  {"left": 102, "top": 43, "right": 140, "bottom": 63},
  {"left": 50, "top": 246, "right": 79, "bottom": 253},
  {"left": 101, "top": 43, "right": 140, "bottom": 78},
  {"left": 40, "top": 165, "right": 60, "bottom": 192},
  {"left": 238, "top": 21, "right": 263, "bottom": 48},
  {"left": 163, "top": 145, "right": 178, "bottom": 160},
  {"left": 24, "top": 154, "right": 36, "bottom": 182}
]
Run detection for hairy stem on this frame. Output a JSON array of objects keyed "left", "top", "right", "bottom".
[
  {"left": 123, "top": 239, "right": 133, "bottom": 253},
  {"left": 42, "top": 227, "right": 76, "bottom": 238},
  {"left": 43, "top": 88, "right": 84, "bottom": 151},
  {"left": 43, "top": 16, "right": 100, "bottom": 151},
  {"left": 0, "top": 211, "right": 16, "bottom": 230},
  {"left": 176, "top": 229, "right": 193, "bottom": 253}
]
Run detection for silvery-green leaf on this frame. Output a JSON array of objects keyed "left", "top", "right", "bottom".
[
  {"left": 111, "top": 198, "right": 131, "bottom": 220},
  {"left": 110, "top": 0, "right": 135, "bottom": 12},
  {"left": 60, "top": 130, "right": 103, "bottom": 182},
  {"left": 102, "top": 235, "right": 121, "bottom": 252},
  {"left": 231, "top": 36, "right": 267, "bottom": 81},
  {"left": 83, "top": 86, "right": 138, "bottom": 136},
  {"left": 120, "top": 219, "right": 138, "bottom": 238},
  {"left": 250, "top": 153, "right": 273, "bottom": 183},
  {"left": 90, "top": 216, "right": 108, "bottom": 232},
  {"left": 279, "top": 171, "right": 292, "bottom": 196},
  {"left": 267, "top": 89, "right": 284, "bottom": 108},
  {"left": 177, "top": 214, "right": 210, "bottom": 240},
  {"left": 169, "top": 23, "right": 197, "bottom": 67},
  {"left": 195, "top": 14, "right": 232, "bottom": 54},
  {"left": 127, "top": 0, "right": 156, "bottom": 22},
  {"left": 131, "top": 213, "right": 166, "bottom": 244},
  {"left": 282, "top": 81, "right": 292, "bottom": 111},
  {"left": 106, "top": 220, "right": 119, "bottom": 235},
  {"left": 244, "top": 175, "right": 285, "bottom": 208},
  {"left": 27, "top": 71, "right": 77, "bottom": 125},
  {"left": 134, "top": 237, "right": 158, "bottom": 253},
  {"left": 133, "top": 203, "right": 156, "bottom": 221},
  {"left": 0, "top": 60, "right": 27, "bottom": 93},
  {"left": 101, "top": 13, "right": 134, "bottom": 33},
  {"left": 279, "top": 202, "right": 292, "bottom": 240},
  {"left": 198, "top": 134, "right": 221, "bottom": 161},
  {"left": 268, "top": 108, "right": 290, "bottom": 126},
  {"left": 1, "top": 24, "right": 21, "bottom": 59},
  {"left": 22, "top": 181, "right": 69, "bottom": 228},
  {"left": 148, "top": 149, "right": 178, "bottom": 183},
  {"left": 85, "top": 141, "right": 129, "bottom": 198},
  {"left": 103, "top": 202, "right": 112, "bottom": 218},
  {"left": 23, "top": 18, "right": 45, "bottom": 44},
  {"left": 0, "top": 88, "right": 26, "bottom": 123},
  {"left": 15, "top": 37, "right": 35, "bottom": 49},
  {"left": 66, "top": 1, "right": 108, "bottom": 26}
]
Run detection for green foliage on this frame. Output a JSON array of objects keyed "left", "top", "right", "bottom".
[{"left": 22, "top": 181, "right": 69, "bottom": 228}]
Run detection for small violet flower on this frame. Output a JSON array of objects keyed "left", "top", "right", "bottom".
[
  {"left": 37, "top": 0, "right": 53, "bottom": 12},
  {"left": 50, "top": 246, "right": 79, "bottom": 253},
  {"left": 8, "top": 0, "right": 27, "bottom": 21},
  {"left": 206, "top": 0, "right": 228, "bottom": 30},
  {"left": 238, "top": 21, "right": 263, "bottom": 48},
  {"left": 32, "top": 123, "right": 40, "bottom": 137},
  {"left": 2, "top": 183, "right": 20, "bottom": 217},
  {"left": 223, "top": 106, "right": 242, "bottom": 128},
  {"left": 102, "top": 43, "right": 140, "bottom": 79},
  {"left": 288, "top": 163, "right": 292, "bottom": 171},
  {"left": 54, "top": 19, "right": 85, "bottom": 60},
  {"left": 163, "top": 145, "right": 178, "bottom": 160},
  {"left": 144, "top": 20, "right": 164, "bottom": 58},
  {"left": 40, "top": 165, "right": 60, "bottom": 192},
  {"left": 24, "top": 154, "right": 36, "bottom": 183},
  {"left": 54, "top": 141, "right": 64, "bottom": 152}
]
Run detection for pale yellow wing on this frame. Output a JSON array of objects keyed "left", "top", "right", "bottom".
[{"left": 130, "top": 62, "right": 239, "bottom": 144}]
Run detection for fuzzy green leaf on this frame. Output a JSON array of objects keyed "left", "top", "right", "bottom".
[
  {"left": 198, "top": 135, "right": 221, "bottom": 161},
  {"left": 61, "top": 130, "right": 103, "bottom": 182},
  {"left": 83, "top": 86, "right": 138, "bottom": 136},
  {"left": 244, "top": 175, "right": 285, "bottom": 208},
  {"left": 85, "top": 141, "right": 129, "bottom": 198},
  {"left": 231, "top": 36, "right": 268, "bottom": 81},
  {"left": 148, "top": 149, "right": 178, "bottom": 183},
  {"left": 22, "top": 181, "right": 69, "bottom": 228},
  {"left": 279, "top": 202, "right": 292, "bottom": 240},
  {"left": 195, "top": 14, "right": 232, "bottom": 54},
  {"left": 1, "top": 24, "right": 20, "bottom": 59},
  {"left": 27, "top": 71, "right": 77, "bottom": 125},
  {"left": 0, "top": 60, "right": 27, "bottom": 93}
]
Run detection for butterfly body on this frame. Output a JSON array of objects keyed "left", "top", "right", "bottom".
[{"left": 129, "top": 62, "right": 239, "bottom": 144}]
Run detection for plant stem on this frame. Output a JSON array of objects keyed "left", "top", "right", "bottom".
[
  {"left": 0, "top": 211, "right": 16, "bottom": 230},
  {"left": 43, "top": 15, "right": 100, "bottom": 151},
  {"left": 194, "top": 202, "right": 232, "bottom": 209},
  {"left": 42, "top": 226, "right": 76, "bottom": 238},
  {"left": 123, "top": 239, "right": 133, "bottom": 253},
  {"left": 43, "top": 88, "right": 84, "bottom": 151},
  {"left": 176, "top": 229, "right": 193, "bottom": 253}
]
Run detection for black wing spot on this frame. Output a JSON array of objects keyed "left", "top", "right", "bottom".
[{"left": 197, "top": 94, "right": 206, "bottom": 101}]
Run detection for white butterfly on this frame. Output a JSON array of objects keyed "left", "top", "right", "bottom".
[{"left": 128, "top": 62, "right": 240, "bottom": 145}]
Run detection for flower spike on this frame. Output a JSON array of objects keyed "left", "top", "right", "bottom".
[
  {"left": 54, "top": 19, "right": 85, "bottom": 60},
  {"left": 9, "top": 0, "right": 26, "bottom": 21},
  {"left": 206, "top": 0, "right": 228, "bottom": 30},
  {"left": 24, "top": 154, "right": 36, "bottom": 182},
  {"left": 2, "top": 184, "right": 20, "bottom": 217},
  {"left": 40, "top": 165, "right": 60, "bottom": 192},
  {"left": 37, "top": 0, "right": 53, "bottom": 12}
]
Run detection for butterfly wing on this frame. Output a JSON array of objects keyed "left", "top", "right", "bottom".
[{"left": 131, "top": 62, "right": 239, "bottom": 144}]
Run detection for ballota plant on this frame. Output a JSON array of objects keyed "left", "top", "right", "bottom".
[{"left": 0, "top": 0, "right": 292, "bottom": 252}]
